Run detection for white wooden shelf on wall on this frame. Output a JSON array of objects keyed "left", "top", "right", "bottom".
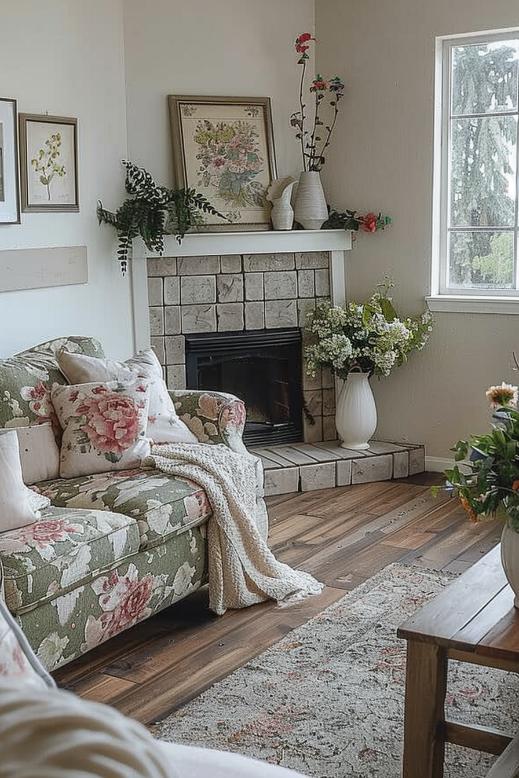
[{"left": 130, "top": 229, "right": 352, "bottom": 353}]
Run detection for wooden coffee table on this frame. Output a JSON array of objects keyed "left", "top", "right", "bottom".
[{"left": 398, "top": 545, "right": 519, "bottom": 778}]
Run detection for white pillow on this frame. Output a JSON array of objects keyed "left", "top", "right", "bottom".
[
  {"left": 14, "top": 423, "right": 60, "bottom": 485},
  {"left": 0, "top": 431, "right": 48, "bottom": 532},
  {"left": 58, "top": 348, "right": 197, "bottom": 445},
  {"left": 51, "top": 379, "right": 152, "bottom": 478}
]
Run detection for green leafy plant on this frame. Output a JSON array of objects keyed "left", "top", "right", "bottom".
[
  {"left": 304, "top": 279, "right": 432, "bottom": 380},
  {"left": 441, "top": 382, "right": 519, "bottom": 531},
  {"left": 31, "top": 132, "right": 66, "bottom": 201},
  {"left": 97, "top": 161, "right": 228, "bottom": 273},
  {"left": 321, "top": 208, "right": 392, "bottom": 234}
]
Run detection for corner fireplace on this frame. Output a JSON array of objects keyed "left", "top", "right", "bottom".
[{"left": 185, "top": 329, "right": 303, "bottom": 446}]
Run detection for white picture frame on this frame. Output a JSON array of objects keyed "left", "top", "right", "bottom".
[{"left": 0, "top": 98, "right": 20, "bottom": 224}]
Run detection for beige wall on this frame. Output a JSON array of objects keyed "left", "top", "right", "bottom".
[
  {"left": 316, "top": 0, "right": 519, "bottom": 460},
  {"left": 123, "top": 0, "right": 315, "bottom": 185},
  {"left": 0, "top": 0, "right": 132, "bottom": 358}
]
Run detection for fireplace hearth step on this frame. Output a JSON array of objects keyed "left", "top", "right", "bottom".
[{"left": 250, "top": 440, "right": 425, "bottom": 496}]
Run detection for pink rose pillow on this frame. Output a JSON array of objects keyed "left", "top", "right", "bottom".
[{"left": 51, "top": 380, "right": 151, "bottom": 478}]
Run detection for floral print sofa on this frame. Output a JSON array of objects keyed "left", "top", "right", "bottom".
[{"left": 0, "top": 336, "right": 258, "bottom": 672}]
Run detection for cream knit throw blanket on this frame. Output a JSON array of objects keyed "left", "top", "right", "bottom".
[{"left": 144, "top": 443, "right": 323, "bottom": 615}]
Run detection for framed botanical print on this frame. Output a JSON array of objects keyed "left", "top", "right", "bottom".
[
  {"left": 0, "top": 98, "right": 20, "bottom": 224},
  {"left": 19, "top": 114, "right": 79, "bottom": 212},
  {"left": 168, "top": 95, "right": 277, "bottom": 231}
]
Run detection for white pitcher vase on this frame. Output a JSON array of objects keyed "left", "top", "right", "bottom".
[
  {"left": 294, "top": 170, "right": 328, "bottom": 230},
  {"left": 335, "top": 371, "right": 377, "bottom": 450},
  {"left": 501, "top": 522, "right": 519, "bottom": 609}
]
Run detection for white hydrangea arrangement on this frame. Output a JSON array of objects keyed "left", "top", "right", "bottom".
[{"left": 304, "top": 281, "right": 433, "bottom": 380}]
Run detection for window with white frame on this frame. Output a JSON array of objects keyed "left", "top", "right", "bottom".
[{"left": 435, "top": 32, "right": 519, "bottom": 297}]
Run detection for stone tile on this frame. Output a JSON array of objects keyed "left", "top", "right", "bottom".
[
  {"left": 295, "top": 251, "right": 329, "bottom": 269},
  {"left": 178, "top": 256, "right": 220, "bottom": 275},
  {"left": 181, "top": 304, "right": 217, "bottom": 333},
  {"left": 297, "top": 269, "right": 315, "bottom": 298},
  {"left": 323, "top": 415, "right": 337, "bottom": 441},
  {"left": 217, "top": 303, "right": 244, "bottom": 331},
  {"left": 149, "top": 307, "right": 164, "bottom": 336},
  {"left": 393, "top": 450, "right": 409, "bottom": 479},
  {"left": 322, "top": 387, "right": 335, "bottom": 415},
  {"left": 298, "top": 298, "right": 316, "bottom": 327},
  {"left": 304, "top": 389, "right": 323, "bottom": 417},
  {"left": 409, "top": 447, "right": 425, "bottom": 475},
  {"left": 220, "top": 255, "right": 242, "bottom": 273},
  {"left": 300, "top": 462, "right": 336, "bottom": 492},
  {"left": 164, "top": 276, "right": 180, "bottom": 305},
  {"left": 264, "top": 271, "right": 297, "bottom": 301},
  {"left": 165, "top": 335, "right": 185, "bottom": 364},
  {"left": 351, "top": 454, "right": 393, "bottom": 484},
  {"left": 181, "top": 275, "right": 216, "bottom": 305},
  {"left": 245, "top": 273, "right": 264, "bottom": 301},
  {"left": 336, "top": 459, "right": 352, "bottom": 486},
  {"left": 367, "top": 441, "right": 407, "bottom": 454},
  {"left": 165, "top": 305, "right": 181, "bottom": 335},
  {"left": 166, "top": 364, "right": 186, "bottom": 390},
  {"left": 303, "top": 415, "right": 323, "bottom": 444},
  {"left": 150, "top": 336, "right": 165, "bottom": 366},
  {"left": 303, "top": 365, "right": 321, "bottom": 391},
  {"left": 265, "top": 299, "right": 298, "bottom": 328},
  {"left": 147, "top": 277, "right": 163, "bottom": 306},
  {"left": 264, "top": 467, "right": 299, "bottom": 497},
  {"left": 315, "top": 269, "right": 330, "bottom": 297},
  {"left": 147, "top": 257, "right": 176, "bottom": 276},
  {"left": 217, "top": 274, "right": 244, "bottom": 303},
  {"left": 322, "top": 367, "right": 335, "bottom": 389},
  {"left": 243, "top": 253, "right": 295, "bottom": 272},
  {"left": 245, "top": 302, "right": 265, "bottom": 330}
]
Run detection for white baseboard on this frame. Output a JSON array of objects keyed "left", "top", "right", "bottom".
[{"left": 425, "top": 456, "right": 455, "bottom": 473}]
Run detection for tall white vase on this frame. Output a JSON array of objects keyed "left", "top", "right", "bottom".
[
  {"left": 335, "top": 372, "right": 377, "bottom": 450},
  {"left": 501, "top": 522, "right": 519, "bottom": 609},
  {"left": 294, "top": 170, "right": 328, "bottom": 230}
]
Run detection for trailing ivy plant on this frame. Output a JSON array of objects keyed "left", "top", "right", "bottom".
[{"left": 97, "top": 161, "right": 228, "bottom": 273}]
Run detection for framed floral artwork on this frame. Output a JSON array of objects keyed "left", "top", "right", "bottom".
[
  {"left": 19, "top": 114, "right": 79, "bottom": 212},
  {"left": 168, "top": 95, "right": 277, "bottom": 231},
  {"left": 0, "top": 98, "right": 20, "bottom": 224}
]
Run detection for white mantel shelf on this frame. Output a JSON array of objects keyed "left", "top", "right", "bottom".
[
  {"left": 132, "top": 228, "right": 352, "bottom": 258},
  {"left": 130, "top": 229, "right": 352, "bottom": 353}
]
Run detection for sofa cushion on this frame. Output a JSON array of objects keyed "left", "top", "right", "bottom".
[
  {"left": 0, "top": 336, "right": 104, "bottom": 433},
  {"left": 0, "top": 506, "right": 140, "bottom": 615},
  {"left": 37, "top": 469, "right": 212, "bottom": 549}
]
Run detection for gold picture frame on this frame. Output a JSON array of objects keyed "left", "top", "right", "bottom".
[
  {"left": 168, "top": 95, "right": 277, "bottom": 231},
  {"left": 19, "top": 113, "right": 79, "bottom": 212}
]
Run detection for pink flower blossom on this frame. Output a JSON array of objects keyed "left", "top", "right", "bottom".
[{"left": 77, "top": 391, "right": 141, "bottom": 455}]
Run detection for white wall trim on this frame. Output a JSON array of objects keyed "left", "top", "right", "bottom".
[
  {"left": 426, "top": 295, "right": 519, "bottom": 314},
  {"left": 425, "top": 456, "right": 453, "bottom": 473}
]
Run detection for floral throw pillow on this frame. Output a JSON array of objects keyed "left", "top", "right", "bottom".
[
  {"left": 51, "top": 380, "right": 152, "bottom": 478},
  {"left": 57, "top": 349, "right": 197, "bottom": 445}
]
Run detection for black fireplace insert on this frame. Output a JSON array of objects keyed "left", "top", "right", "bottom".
[{"left": 185, "top": 328, "right": 303, "bottom": 446}]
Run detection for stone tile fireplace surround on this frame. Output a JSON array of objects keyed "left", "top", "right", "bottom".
[{"left": 147, "top": 250, "right": 337, "bottom": 444}]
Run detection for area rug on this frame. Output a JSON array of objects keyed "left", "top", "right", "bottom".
[{"left": 156, "top": 563, "right": 519, "bottom": 777}]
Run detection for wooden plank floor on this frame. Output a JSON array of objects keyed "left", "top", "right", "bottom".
[{"left": 54, "top": 474, "right": 502, "bottom": 725}]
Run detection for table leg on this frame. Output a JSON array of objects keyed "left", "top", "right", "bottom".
[{"left": 402, "top": 640, "right": 448, "bottom": 778}]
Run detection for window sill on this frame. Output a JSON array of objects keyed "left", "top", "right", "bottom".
[{"left": 426, "top": 295, "right": 519, "bottom": 314}]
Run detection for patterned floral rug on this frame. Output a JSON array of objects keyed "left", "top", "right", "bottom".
[{"left": 156, "top": 563, "right": 519, "bottom": 777}]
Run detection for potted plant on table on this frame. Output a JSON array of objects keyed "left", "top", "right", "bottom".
[
  {"left": 442, "top": 382, "right": 519, "bottom": 607},
  {"left": 304, "top": 280, "right": 432, "bottom": 449}
]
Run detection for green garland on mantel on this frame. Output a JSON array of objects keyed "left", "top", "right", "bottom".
[{"left": 97, "top": 161, "right": 228, "bottom": 273}]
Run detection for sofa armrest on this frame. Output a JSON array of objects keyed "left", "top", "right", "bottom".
[{"left": 169, "top": 389, "right": 247, "bottom": 454}]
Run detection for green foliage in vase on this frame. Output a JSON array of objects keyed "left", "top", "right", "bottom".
[
  {"left": 441, "top": 382, "right": 519, "bottom": 531},
  {"left": 97, "top": 161, "right": 228, "bottom": 273},
  {"left": 31, "top": 132, "right": 66, "bottom": 201},
  {"left": 304, "top": 279, "right": 432, "bottom": 381}
]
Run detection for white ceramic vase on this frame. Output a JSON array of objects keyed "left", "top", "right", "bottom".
[
  {"left": 335, "top": 372, "right": 377, "bottom": 450},
  {"left": 294, "top": 170, "right": 328, "bottom": 230},
  {"left": 501, "top": 522, "right": 519, "bottom": 609}
]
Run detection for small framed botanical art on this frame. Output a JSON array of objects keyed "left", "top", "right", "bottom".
[
  {"left": 168, "top": 95, "right": 277, "bottom": 231},
  {"left": 19, "top": 114, "right": 79, "bottom": 212},
  {"left": 0, "top": 98, "right": 20, "bottom": 224}
]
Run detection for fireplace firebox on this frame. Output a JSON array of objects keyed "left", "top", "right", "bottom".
[{"left": 185, "top": 329, "right": 303, "bottom": 446}]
